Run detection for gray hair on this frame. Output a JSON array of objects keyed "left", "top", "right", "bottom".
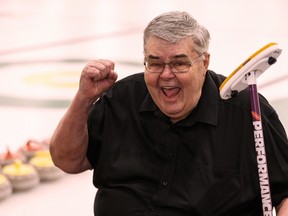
[{"left": 143, "top": 11, "right": 210, "bottom": 55}]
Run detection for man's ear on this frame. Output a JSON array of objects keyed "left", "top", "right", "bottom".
[
  {"left": 201, "top": 52, "right": 210, "bottom": 76},
  {"left": 203, "top": 52, "right": 210, "bottom": 70}
]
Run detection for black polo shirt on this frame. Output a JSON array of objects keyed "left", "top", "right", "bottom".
[{"left": 87, "top": 70, "right": 288, "bottom": 216}]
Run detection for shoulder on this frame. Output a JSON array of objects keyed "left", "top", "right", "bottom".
[
  {"left": 110, "top": 72, "right": 146, "bottom": 92},
  {"left": 101, "top": 72, "right": 148, "bottom": 104},
  {"left": 89, "top": 73, "right": 147, "bottom": 120},
  {"left": 206, "top": 70, "right": 227, "bottom": 88}
]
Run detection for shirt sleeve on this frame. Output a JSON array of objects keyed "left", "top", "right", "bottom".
[{"left": 86, "top": 97, "right": 106, "bottom": 168}]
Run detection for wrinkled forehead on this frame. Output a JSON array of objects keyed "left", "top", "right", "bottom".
[
  {"left": 144, "top": 36, "right": 196, "bottom": 60},
  {"left": 144, "top": 35, "right": 194, "bottom": 49}
]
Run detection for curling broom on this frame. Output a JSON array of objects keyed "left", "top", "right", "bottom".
[{"left": 219, "top": 42, "right": 282, "bottom": 216}]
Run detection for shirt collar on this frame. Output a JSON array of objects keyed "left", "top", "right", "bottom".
[{"left": 140, "top": 71, "right": 219, "bottom": 126}]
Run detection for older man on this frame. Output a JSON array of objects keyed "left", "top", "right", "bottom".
[{"left": 50, "top": 11, "right": 288, "bottom": 215}]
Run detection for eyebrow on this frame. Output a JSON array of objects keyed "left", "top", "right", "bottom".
[{"left": 147, "top": 54, "right": 189, "bottom": 60}]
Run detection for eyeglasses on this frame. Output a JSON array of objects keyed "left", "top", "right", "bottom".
[{"left": 144, "top": 54, "right": 204, "bottom": 73}]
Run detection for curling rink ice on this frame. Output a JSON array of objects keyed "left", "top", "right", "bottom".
[{"left": 1, "top": 0, "right": 288, "bottom": 215}]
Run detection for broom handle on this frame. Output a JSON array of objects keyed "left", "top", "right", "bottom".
[{"left": 246, "top": 71, "right": 273, "bottom": 216}]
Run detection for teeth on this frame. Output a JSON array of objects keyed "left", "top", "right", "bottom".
[{"left": 162, "top": 86, "right": 175, "bottom": 89}]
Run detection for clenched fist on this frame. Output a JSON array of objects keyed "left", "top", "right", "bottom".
[{"left": 78, "top": 59, "right": 118, "bottom": 103}]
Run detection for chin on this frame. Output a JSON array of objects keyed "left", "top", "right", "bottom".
[{"left": 163, "top": 109, "right": 184, "bottom": 120}]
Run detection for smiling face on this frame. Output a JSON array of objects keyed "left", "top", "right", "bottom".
[{"left": 144, "top": 36, "right": 210, "bottom": 123}]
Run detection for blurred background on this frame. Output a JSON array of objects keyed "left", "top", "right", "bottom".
[{"left": 0, "top": 0, "right": 287, "bottom": 215}]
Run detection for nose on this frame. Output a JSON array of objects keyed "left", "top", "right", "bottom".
[{"left": 160, "top": 64, "right": 175, "bottom": 79}]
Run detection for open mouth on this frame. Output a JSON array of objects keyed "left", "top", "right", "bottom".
[{"left": 161, "top": 86, "right": 181, "bottom": 98}]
